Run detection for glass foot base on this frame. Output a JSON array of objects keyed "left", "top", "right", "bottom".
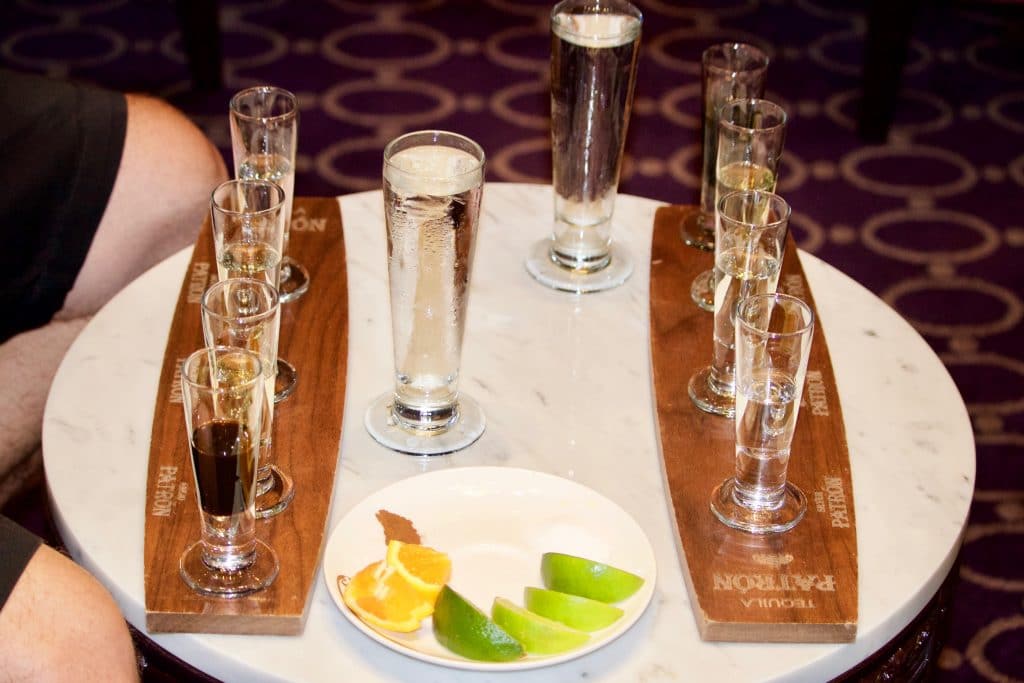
[
  {"left": 275, "top": 358, "right": 298, "bottom": 403},
  {"left": 179, "top": 539, "right": 279, "bottom": 597},
  {"left": 690, "top": 269, "right": 715, "bottom": 312},
  {"left": 279, "top": 257, "right": 310, "bottom": 303},
  {"left": 255, "top": 465, "right": 295, "bottom": 519},
  {"left": 688, "top": 365, "right": 735, "bottom": 417},
  {"left": 710, "top": 479, "right": 807, "bottom": 534},
  {"left": 680, "top": 210, "right": 715, "bottom": 251},
  {"left": 364, "top": 392, "right": 485, "bottom": 455},
  {"left": 524, "top": 240, "right": 633, "bottom": 293}
]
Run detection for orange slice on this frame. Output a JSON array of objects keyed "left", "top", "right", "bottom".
[
  {"left": 385, "top": 540, "right": 451, "bottom": 597},
  {"left": 341, "top": 560, "right": 435, "bottom": 633}
]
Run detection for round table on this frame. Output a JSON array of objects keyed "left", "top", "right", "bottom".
[{"left": 43, "top": 183, "right": 974, "bottom": 682}]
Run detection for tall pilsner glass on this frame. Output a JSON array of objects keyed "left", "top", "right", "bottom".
[
  {"left": 178, "top": 346, "right": 278, "bottom": 596},
  {"left": 201, "top": 278, "right": 294, "bottom": 519},
  {"left": 525, "top": 0, "right": 642, "bottom": 293},
  {"left": 229, "top": 86, "right": 309, "bottom": 303},
  {"left": 365, "top": 130, "right": 486, "bottom": 456},
  {"left": 688, "top": 190, "right": 790, "bottom": 418},
  {"left": 210, "top": 178, "right": 298, "bottom": 403},
  {"left": 685, "top": 44, "right": 769, "bottom": 311}
]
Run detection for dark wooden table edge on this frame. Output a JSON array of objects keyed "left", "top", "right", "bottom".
[{"left": 829, "top": 550, "right": 960, "bottom": 682}]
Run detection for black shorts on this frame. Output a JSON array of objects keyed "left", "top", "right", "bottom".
[
  {"left": 0, "top": 69, "right": 127, "bottom": 343},
  {"left": 0, "top": 515, "right": 41, "bottom": 611}
]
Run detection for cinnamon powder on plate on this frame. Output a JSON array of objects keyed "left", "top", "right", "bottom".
[{"left": 376, "top": 509, "right": 421, "bottom": 545}]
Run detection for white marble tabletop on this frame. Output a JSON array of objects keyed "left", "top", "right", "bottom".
[{"left": 43, "top": 183, "right": 975, "bottom": 682}]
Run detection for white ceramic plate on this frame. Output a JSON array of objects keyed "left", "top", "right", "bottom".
[{"left": 322, "top": 466, "right": 657, "bottom": 671}]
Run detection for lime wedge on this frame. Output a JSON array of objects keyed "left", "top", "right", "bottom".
[
  {"left": 524, "top": 586, "right": 624, "bottom": 631},
  {"left": 432, "top": 586, "right": 524, "bottom": 662},
  {"left": 491, "top": 597, "right": 590, "bottom": 655},
  {"left": 541, "top": 552, "right": 645, "bottom": 603}
]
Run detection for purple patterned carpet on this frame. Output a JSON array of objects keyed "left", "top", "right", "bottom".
[{"left": 2, "top": 1, "right": 1022, "bottom": 680}]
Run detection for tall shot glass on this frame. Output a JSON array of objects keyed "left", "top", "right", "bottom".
[
  {"left": 692, "top": 98, "right": 787, "bottom": 312},
  {"left": 525, "top": 0, "right": 642, "bottom": 293},
  {"left": 179, "top": 346, "right": 279, "bottom": 596},
  {"left": 688, "top": 191, "right": 790, "bottom": 418},
  {"left": 715, "top": 99, "right": 787, "bottom": 205},
  {"left": 711, "top": 293, "right": 814, "bottom": 534},
  {"left": 684, "top": 44, "right": 769, "bottom": 311},
  {"left": 210, "top": 178, "right": 297, "bottom": 403},
  {"left": 365, "top": 130, "right": 486, "bottom": 455},
  {"left": 229, "top": 86, "right": 308, "bottom": 302},
  {"left": 201, "top": 278, "right": 294, "bottom": 519}
]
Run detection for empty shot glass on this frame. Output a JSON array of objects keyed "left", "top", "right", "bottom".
[
  {"left": 365, "top": 130, "right": 486, "bottom": 455},
  {"left": 711, "top": 293, "right": 814, "bottom": 534},
  {"left": 681, "top": 43, "right": 769, "bottom": 253},
  {"left": 201, "top": 278, "right": 294, "bottom": 519},
  {"left": 687, "top": 45, "right": 770, "bottom": 311},
  {"left": 179, "top": 346, "right": 279, "bottom": 596},
  {"left": 210, "top": 178, "right": 297, "bottom": 403},
  {"left": 525, "top": 0, "right": 642, "bottom": 293},
  {"left": 688, "top": 190, "right": 790, "bottom": 418}
]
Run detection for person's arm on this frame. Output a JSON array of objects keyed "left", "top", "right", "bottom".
[
  {"left": 0, "top": 544, "right": 139, "bottom": 682},
  {"left": 57, "top": 92, "right": 228, "bottom": 321}
]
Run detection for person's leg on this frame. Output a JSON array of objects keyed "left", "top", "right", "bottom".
[
  {"left": 0, "top": 75, "right": 226, "bottom": 500},
  {"left": 0, "top": 537, "right": 139, "bottom": 681},
  {"left": 56, "top": 92, "right": 228, "bottom": 320},
  {"left": 0, "top": 319, "right": 88, "bottom": 506}
]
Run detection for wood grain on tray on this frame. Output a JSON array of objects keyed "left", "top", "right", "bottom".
[{"left": 143, "top": 197, "right": 348, "bottom": 635}]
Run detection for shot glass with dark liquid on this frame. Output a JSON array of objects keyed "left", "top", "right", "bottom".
[{"left": 179, "top": 346, "right": 279, "bottom": 597}]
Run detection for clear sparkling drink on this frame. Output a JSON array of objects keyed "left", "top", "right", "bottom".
[
  {"left": 238, "top": 153, "right": 295, "bottom": 253},
  {"left": 550, "top": 9, "right": 641, "bottom": 270},
  {"left": 710, "top": 249, "right": 780, "bottom": 395},
  {"left": 384, "top": 144, "right": 482, "bottom": 430},
  {"left": 216, "top": 241, "right": 282, "bottom": 288},
  {"left": 733, "top": 370, "right": 798, "bottom": 509},
  {"left": 717, "top": 161, "right": 776, "bottom": 201}
]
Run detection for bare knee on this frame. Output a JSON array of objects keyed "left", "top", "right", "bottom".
[
  {"left": 58, "top": 93, "right": 228, "bottom": 319},
  {"left": 0, "top": 545, "right": 139, "bottom": 681}
]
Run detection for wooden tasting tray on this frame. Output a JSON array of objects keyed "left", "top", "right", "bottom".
[
  {"left": 649, "top": 205, "right": 858, "bottom": 643},
  {"left": 143, "top": 197, "right": 348, "bottom": 635}
]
